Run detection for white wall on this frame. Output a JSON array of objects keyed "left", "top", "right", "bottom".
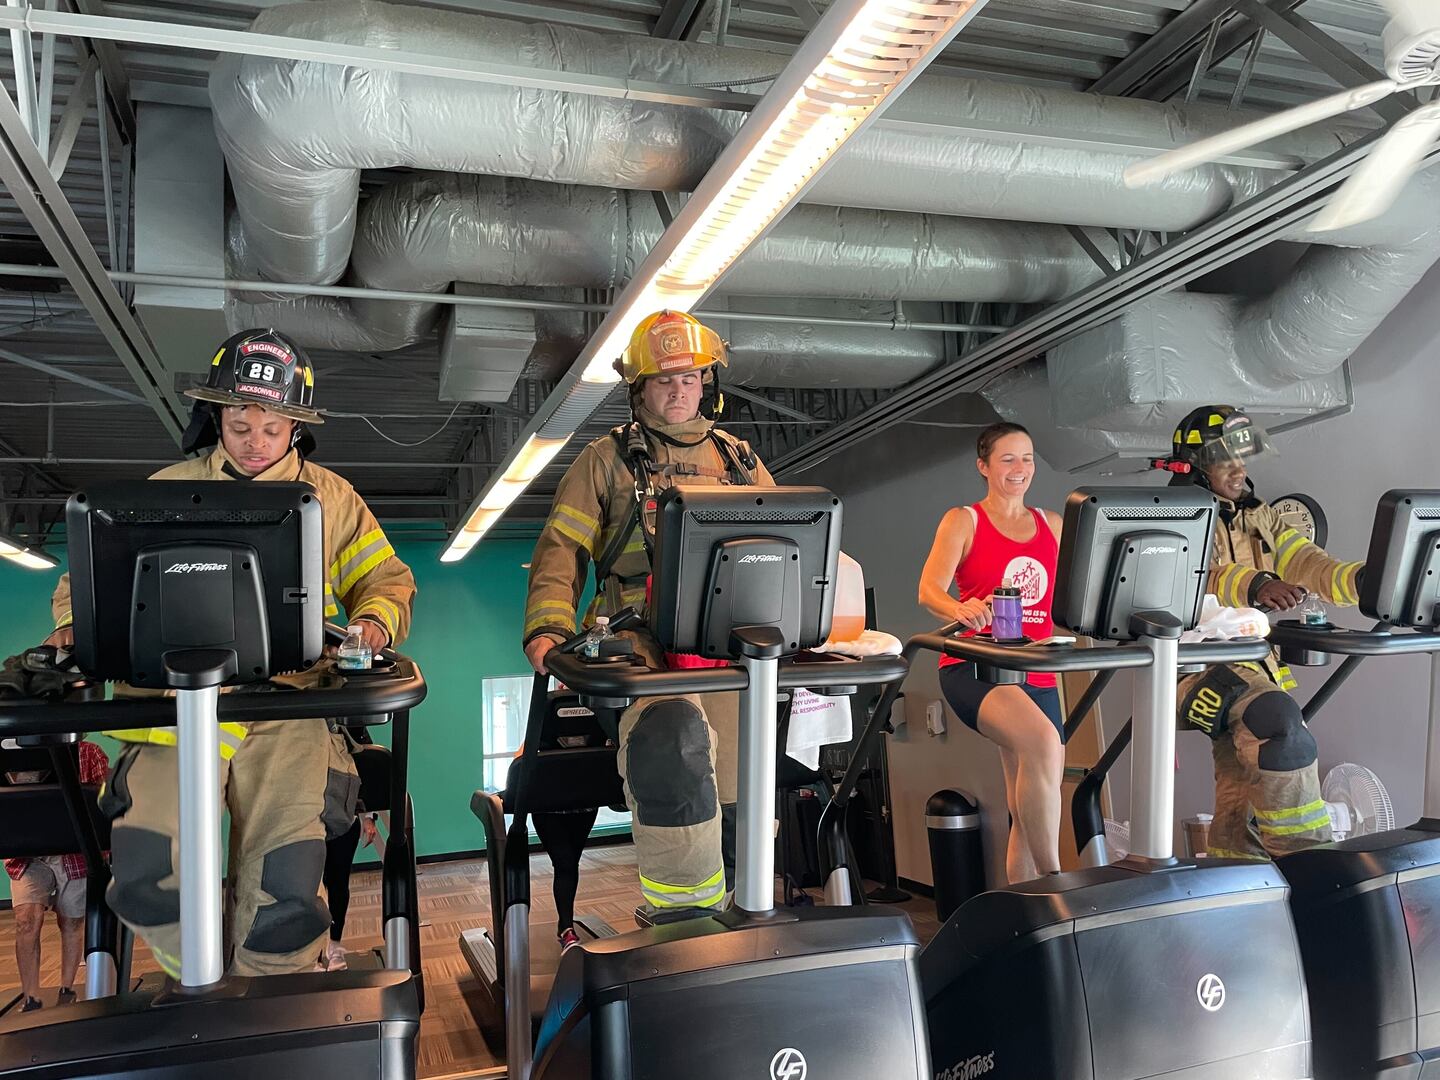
[{"left": 801, "top": 261, "right": 1440, "bottom": 888}]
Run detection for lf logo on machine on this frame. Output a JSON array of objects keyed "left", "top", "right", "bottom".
[
  {"left": 770, "top": 1048, "right": 807, "bottom": 1080},
  {"left": 1197, "top": 973, "right": 1226, "bottom": 1011}
]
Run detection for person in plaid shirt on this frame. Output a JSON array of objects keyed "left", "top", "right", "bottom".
[{"left": 5, "top": 739, "right": 108, "bottom": 1011}]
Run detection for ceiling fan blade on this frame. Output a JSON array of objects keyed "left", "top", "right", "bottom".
[
  {"left": 1309, "top": 101, "right": 1440, "bottom": 232},
  {"left": 1124, "top": 80, "right": 1398, "bottom": 188}
]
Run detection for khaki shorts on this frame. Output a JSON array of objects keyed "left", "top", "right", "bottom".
[{"left": 10, "top": 856, "right": 86, "bottom": 919}]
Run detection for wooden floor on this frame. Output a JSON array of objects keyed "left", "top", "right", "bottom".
[{"left": 0, "top": 844, "right": 941, "bottom": 1079}]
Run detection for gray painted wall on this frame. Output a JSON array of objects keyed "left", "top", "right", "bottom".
[{"left": 802, "top": 262, "right": 1440, "bottom": 889}]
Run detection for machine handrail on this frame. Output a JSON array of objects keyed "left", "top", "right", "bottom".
[
  {"left": 544, "top": 650, "right": 907, "bottom": 700},
  {"left": 0, "top": 658, "right": 427, "bottom": 738},
  {"left": 1267, "top": 620, "right": 1440, "bottom": 657}
]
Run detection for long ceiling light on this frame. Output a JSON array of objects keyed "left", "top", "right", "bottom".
[
  {"left": 0, "top": 533, "right": 58, "bottom": 570},
  {"left": 443, "top": 0, "right": 991, "bottom": 561}
]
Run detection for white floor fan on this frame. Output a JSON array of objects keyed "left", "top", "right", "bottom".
[{"left": 1125, "top": 0, "right": 1440, "bottom": 233}]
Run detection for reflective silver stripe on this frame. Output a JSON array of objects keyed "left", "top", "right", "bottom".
[{"left": 926, "top": 814, "right": 980, "bottom": 830}]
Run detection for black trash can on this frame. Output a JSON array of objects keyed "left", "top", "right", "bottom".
[{"left": 926, "top": 789, "right": 983, "bottom": 922}]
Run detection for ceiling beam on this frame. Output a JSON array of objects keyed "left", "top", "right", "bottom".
[
  {"left": 651, "top": 0, "right": 708, "bottom": 40},
  {"left": 0, "top": 343, "right": 148, "bottom": 402},
  {"left": 0, "top": 84, "right": 185, "bottom": 443},
  {"left": 1089, "top": 0, "right": 1249, "bottom": 97},
  {"left": 65, "top": 0, "right": 135, "bottom": 142},
  {"left": 1091, "top": 0, "right": 1309, "bottom": 103},
  {"left": 1232, "top": 0, "right": 1409, "bottom": 122}
]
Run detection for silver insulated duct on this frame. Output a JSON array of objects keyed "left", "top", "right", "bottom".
[
  {"left": 203, "top": 1, "right": 1440, "bottom": 439},
  {"left": 211, "top": 0, "right": 1359, "bottom": 286}
]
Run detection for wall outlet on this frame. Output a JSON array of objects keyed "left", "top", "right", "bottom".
[{"left": 925, "top": 700, "right": 945, "bottom": 736}]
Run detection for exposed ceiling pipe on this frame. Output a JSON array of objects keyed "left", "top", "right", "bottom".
[
  {"left": 982, "top": 168, "right": 1440, "bottom": 465},
  {"left": 211, "top": 0, "right": 1359, "bottom": 286},
  {"left": 228, "top": 171, "right": 1102, "bottom": 360}
]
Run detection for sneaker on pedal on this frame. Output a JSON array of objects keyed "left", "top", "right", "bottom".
[
  {"left": 558, "top": 927, "right": 581, "bottom": 952},
  {"left": 324, "top": 940, "right": 348, "bottom": 971}
]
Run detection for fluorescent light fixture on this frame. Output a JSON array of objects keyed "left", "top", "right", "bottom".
[
  {"left": 0, "top": 533, "right": 59, "bottom": 570},
  {"left": 507, "top": 434, "right": 572, "bottom": 482},
  {"left": 577, "top": 0, "right": 984, "bottom": 385},
  {"left": 444, "top": 0, "right": 988, "bottom": 561}
]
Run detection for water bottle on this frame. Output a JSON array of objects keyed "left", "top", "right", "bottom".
[
  {"left": 991, "top": 580, "right": 1024, "bottom": 641},
  {"left": 337, "top": 625, "right": 373, "bottom": 671},
  {"left": 1298, "top": 592, "right": 1329, "bottom": 627},
  {"left": 578, "top": 616, "right": 613, "bottom": 660}
]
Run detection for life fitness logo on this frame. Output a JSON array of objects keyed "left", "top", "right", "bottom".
[
  {"left": 769, "top": 1048, "right": 807, "bottom": 1080},
  {"left": 1002, "top": 555, "right": 1048, "bottom": 607},
  {"left": 937, "top": 1052, "right": 996, "bottom": 1080},
  {"left": 1197, "top": 973, "right": 1226, "bottom": 1012}
]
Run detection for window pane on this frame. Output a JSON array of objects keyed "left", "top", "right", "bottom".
[{"left": 480, "top": 673, "right": 630, "bottom": 836}]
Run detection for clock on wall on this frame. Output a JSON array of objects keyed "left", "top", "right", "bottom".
[{"left": 1271, "top": 493, "right": 1328, "bottom": 549}]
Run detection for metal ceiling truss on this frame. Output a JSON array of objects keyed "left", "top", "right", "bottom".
[
  {"left": 0, "top": 82, "right": 181, "bottom": 442},
  {"left": 1092, "top": 0, "right": 1308, "bottom": 103}
]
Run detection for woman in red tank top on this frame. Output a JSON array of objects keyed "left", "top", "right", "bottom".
[{"left": 919, "top": 423, "right": 1065, "bottom": 882}]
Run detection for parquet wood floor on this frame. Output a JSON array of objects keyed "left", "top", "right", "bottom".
[{"left": 0, "top": 844, "right": 941, "bottom": 1078}]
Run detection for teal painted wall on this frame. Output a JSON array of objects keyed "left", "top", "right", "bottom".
[{"left": 0, "top": 532, "right": 544, "bottom": 899}]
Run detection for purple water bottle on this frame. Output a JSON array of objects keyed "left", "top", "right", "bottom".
[{"left": 991, "top": 580, "right": 1024, "bottom": 641}]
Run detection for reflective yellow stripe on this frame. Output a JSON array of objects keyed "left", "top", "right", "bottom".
[
  {"left": 1330, "top": 562, "right": 1362, "bottom": 606},
  {"left": 152, "top": 946, "right": 181, "bottom": 979},
  {"left": 1274, "top": 665, "right": 1298, "bottom": 691},
  {"left": 1273, "top": 530, "right": 1309, "bottom": 579},
  {"left": 1254, "top": 798, "right": 1326, "bottom": 821},
  {"left": 55, "top": 612, "right": 73, "bottom": 629},
  {"left": 1215, "top": 565, "right": 1247, "bottom": 607},
  {"left": 337, "top": 543, "right": 396, "bottom": 599},
  {"left": 556, "top": 504, "right": 598, "bottom": 532},
  {"left": 550, "top": 504, "right": 599, "bottom": 554},
  {"left": 639, "top": 868, "right": 726, "bottom": 909},
  {"left": 1259, "top": 813, "right": 1331, "bottom": 837},
  {"left": 525, "top": 600, "right": 577, "bottom": 636},
  {"left": 1342, "top": 562, "right": 1363, "bottom": 605},
  {"left": 112, "top": 728, "right": 177, "bottom": 747},
  {"left": 1208, "top": 847, "right": 1270, "bottom": 861},
  {"left": 353, "top": 597, "right": 401, "bottom": 641},
  {"left": 330, "top": 529, "right": 387, "bottom": 580},
  {"left": 113, "top": 724, "right": 246, "bottom": 760},
  {"left": 622, "top": 537, "right": 646, "bottom": 555},
  {"left": 325, "top": 602, "right": 340, "bottom": 618},
  {"left": 551, "top": 517, "right": 593, "bottom": 551}
]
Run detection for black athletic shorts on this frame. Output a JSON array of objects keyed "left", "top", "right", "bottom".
[{"left": 938, "top": 663, "right": 1065, "bottom": 744}]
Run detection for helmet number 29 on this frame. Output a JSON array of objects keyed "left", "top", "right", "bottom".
[{"left": 244, "top": 361, "right": 279, "bottom": 384}]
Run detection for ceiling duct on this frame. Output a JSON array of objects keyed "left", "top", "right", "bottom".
[
  {"left": 980, "top": 170, "right": 1440, "bottom": 467},
  {"left": 200, "top": 1, "right": 1438, "bottom": 450},
  {"left": 211, "top": 0, "right": 1364, "bottom": 288}
]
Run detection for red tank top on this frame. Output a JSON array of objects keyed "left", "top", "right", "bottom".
[{"left": 938, "top": 503, "right": 1058, "bottom": 688}]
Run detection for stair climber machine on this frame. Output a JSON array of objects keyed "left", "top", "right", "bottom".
[
  {"left": 1067, "top": 490, "right": 1440, "bottom": 1079},
  {"left": 513, "top": 485, "right": 921, "bottom": 1080},
  {"left": 1264, "top": 490, "right": 1440, "bottom": 1080},
  {"left": 821, "top": 486, "right": 1316, "bottom": 1080},
  {"left": 0, "top": 481, "right": 427, "bottom": 1079},
  {"left": 459, "top": 672, "right": 627, "bottom": 1045}
]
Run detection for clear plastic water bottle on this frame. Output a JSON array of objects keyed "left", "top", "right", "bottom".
[
  {"left": 337, "top": 625, "right": 373, "bottom": 671},
  {"left": 1298, "top": 592, "right": 1329, "bottom": 627},
  {"left": 578, "top": 616, "right": 613, "bottom": 660}
]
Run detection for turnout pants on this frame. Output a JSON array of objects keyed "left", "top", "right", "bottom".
[
  {"left": 1179, "top": 663, "right": 1333, "bottom": 860},
  {"left": 615, "top": 688, "right": 739, "bottom": 914},
  {"left": 101, "top": 719, "right": 360, "bottom": 977}
]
